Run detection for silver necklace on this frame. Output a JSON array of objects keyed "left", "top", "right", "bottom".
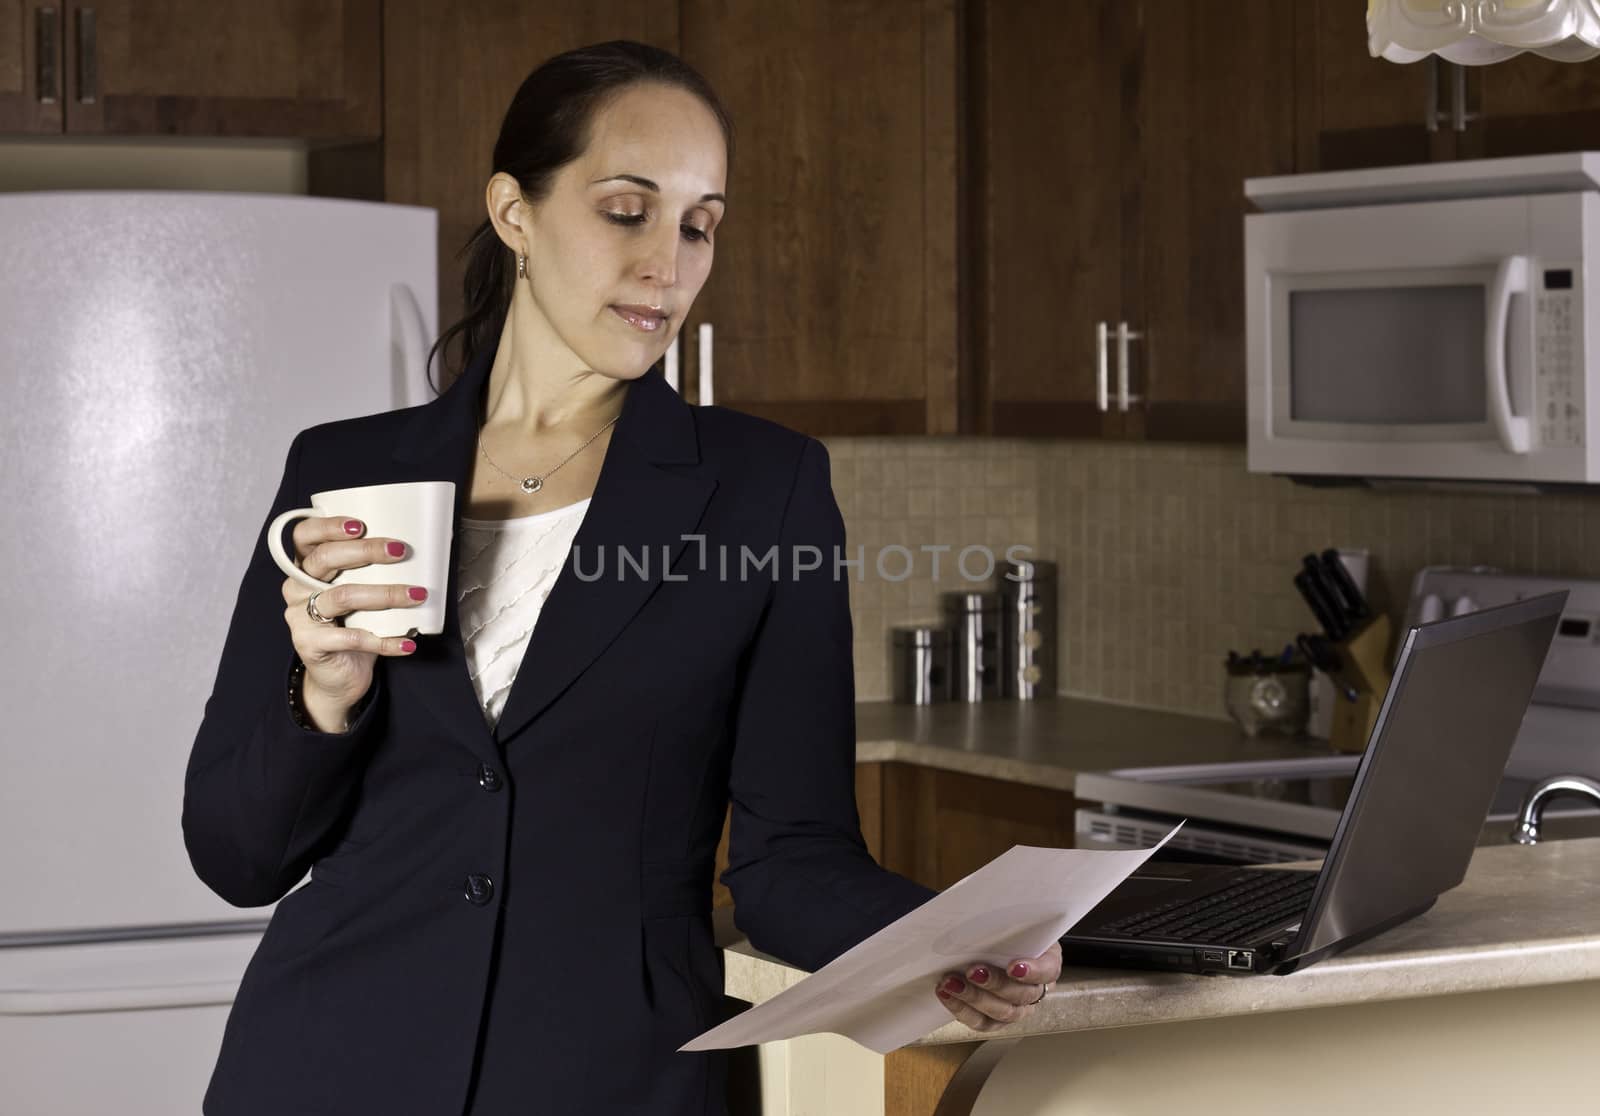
[{"left": 477, "top": 413, "right": 619, "bottom": 494}]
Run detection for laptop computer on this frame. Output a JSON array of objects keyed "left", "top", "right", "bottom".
[{"left": 1060, "top": 591, "right": 1566, "bottom": 977}]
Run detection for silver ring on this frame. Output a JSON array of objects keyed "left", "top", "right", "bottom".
[
  {"left": 1030, "top": 982, "right": 1051, "bottom": 1006},
  {"left": 306, "top": 590, "right": 338, "bottom": 625}
]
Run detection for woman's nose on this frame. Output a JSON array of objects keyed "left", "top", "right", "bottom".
[{"left": 635, "top": 226, "right": 680, "bottom": 287}]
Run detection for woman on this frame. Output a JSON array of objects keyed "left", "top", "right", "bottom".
[{"left": 183, "top": 40, "right": 1060, "bottom": 1116}]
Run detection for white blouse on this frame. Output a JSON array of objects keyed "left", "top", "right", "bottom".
[{"left": 456, "top": 498, "right": 592, "bottom": 731}]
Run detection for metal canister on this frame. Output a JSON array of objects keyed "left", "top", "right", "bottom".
[
  {"left": 998, "top": 558, "right": 1057, "bottom": 699},
  {"left": 890, "top": 626, "right": 953, "bottom": 704},
  {"left": 943, "top": 591, "right": 1002, "bottom": 701}
]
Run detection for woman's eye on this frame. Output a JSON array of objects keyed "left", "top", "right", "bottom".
[{"left": 603, "top": 210, "right": 709, "bottom": 244}]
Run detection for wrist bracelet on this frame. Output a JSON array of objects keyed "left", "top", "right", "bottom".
[{"left": 288, "top": 658, "right": 370, "bottom": 734}]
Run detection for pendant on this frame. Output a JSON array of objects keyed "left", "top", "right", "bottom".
[{"left": 521, "top": 476, "right": 543, "bottom": 494}]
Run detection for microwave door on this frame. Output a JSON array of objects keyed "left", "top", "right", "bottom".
[{"left": 1262, "top": 263, "right": 1536, "bottom": 478}]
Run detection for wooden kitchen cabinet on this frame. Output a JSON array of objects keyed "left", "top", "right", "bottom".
[
  {"left": 1292, "top": 0, "right": 1456, "bottom": 171},
  {"left": 12, "top": 0, "right": 383, "bottom": 138},
  {"left": 968, "top": 0, "right": 1125, "bottom": 439},
  {"left": 872, "top": 763, "right": 1079, "bottom": 890},
  {"left": 1455, "top": 53, "right": 1600, "bottom": 159},
  {"left": 712, "top": 762, "right": 1080, "bottom": 907},
  {"left": 387, "top": 0, "right": 960, "bottom": 430},
  {"left": 678, "top": 0, "right": 960, "bottom": 436},
  {"left": 1125, "top": 0, "right": 1296, "bottom": 443},
  {"left": 973, "top": 0, "right": 1294, "bottom": 443},
  {"left": 1293, "top": 0, "right": 1600, "bottom": 170}
]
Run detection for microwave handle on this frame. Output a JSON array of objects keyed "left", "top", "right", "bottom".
[{"left": 1486, "top": 255, "right": 1532, "bottom": 455}]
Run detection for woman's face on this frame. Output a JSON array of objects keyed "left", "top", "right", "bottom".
[{"left": 505, "top": 82, "right": 727, "bottom": 380}]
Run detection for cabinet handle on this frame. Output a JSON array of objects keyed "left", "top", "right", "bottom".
[
  {"left": 1449, "top": 59, "right": 1478, "bottom": 132},
  {"left": 1425, "top": 57, "right": 1477, "bottom": 133},
  {"left": 1115, "top": 321, "right": 1143, "bottom": 412},
  {"left": 36, "top": 7, "right": 59, "bottom": 104},
  {"left": 697, "top": 322, "right": 713, "bottom": 406},
  {"left": 75, "top": 6, "right": 95, "bottom": 105},
  {"left": 664, "top": 333, "right": 680, "bottom": 393},
  {"left": 1095, "top": 321, "right": 1109, "bottom": 413},
  {"left": 1425, "top": 56, "right": 1439, "bottom": 133}
]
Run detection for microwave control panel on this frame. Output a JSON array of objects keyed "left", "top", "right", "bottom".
[{"left": 1536, "top": 266, "right": 1582, "bottom": 450}]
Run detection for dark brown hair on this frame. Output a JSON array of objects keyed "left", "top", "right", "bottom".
[{"left": 425, "top": 40, "right": 736, "bottom": 395}]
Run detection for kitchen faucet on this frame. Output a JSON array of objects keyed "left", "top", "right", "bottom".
[{"left": 1510, "top": 775, "right": 1600, "bottom": 845}]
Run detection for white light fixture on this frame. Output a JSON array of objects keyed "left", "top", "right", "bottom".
[{"left": 1369, "top": 0, "right": 1600, "bottom": 64}]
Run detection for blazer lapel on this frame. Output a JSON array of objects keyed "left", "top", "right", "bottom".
[
  {"left": 391, "top": 343, "right": 716, "bottom": 759},
  {"left": 492, "top": 363, "right": 716, "bottom": 747}
]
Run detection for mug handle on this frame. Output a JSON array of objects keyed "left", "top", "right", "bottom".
[{"left": 266, "top": 508, "right": 337, "bottom": 592}]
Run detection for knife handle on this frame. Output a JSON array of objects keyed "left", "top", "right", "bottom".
[
  {"left": 1318, "top": 548, "right": 1371, "bottom": 620},
  {"left": 1301, "top": 554, "right": 1356, "bottom": 640},
  {"left": 1295, "top": 571, "right": 1343, "bottom": 642}
]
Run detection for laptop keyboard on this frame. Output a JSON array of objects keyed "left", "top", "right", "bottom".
[{"left": 1096, "top": 869, "right": 1318, "bottom": 943}]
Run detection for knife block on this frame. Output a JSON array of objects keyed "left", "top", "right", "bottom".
[{"left": 1329, "top": 615, "right": 1393, "bottom": 754}]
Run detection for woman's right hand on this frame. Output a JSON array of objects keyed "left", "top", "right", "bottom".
[{"left": 280, "top": 516, "right": 429, "bottom": 715}]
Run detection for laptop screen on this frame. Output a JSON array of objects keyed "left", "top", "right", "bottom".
[{"left": 1288, "top": 592, "right": 1564, "bottom": 964}]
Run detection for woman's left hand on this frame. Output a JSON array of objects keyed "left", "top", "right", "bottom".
[{"left": 933, "top": 942, "right": 1062, "bottom": 1033}]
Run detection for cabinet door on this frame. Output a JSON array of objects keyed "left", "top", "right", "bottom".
[
  {"left": 1127, "top": 0, "right": 1296, "bottom": 443},
  {"left": 975, "top": 0, "right": 1128, "bottom": 438},
  {"left": 878, "top": 764, "right": 1078, "bottom": 892},
  {"left": 1294, "top": 0, "right": 1455, "bottom": 171},
  {"left": 0, "top": 2, "right": 62, "bottom": 132},
  {"left": 61, "top": 0, "right": 379, "bottom": 137},
  {"left": 678, "top": 0, "right": 960, "bottom": 436},
  {"left": 383, "top": 0, "right": 678, "bottom": 362},
  {"left": 1456, "top": 54, "right": 1600, "bottom": 159}
]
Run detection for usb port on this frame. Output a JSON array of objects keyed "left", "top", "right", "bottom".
[
  {"left": 1200, "top": 950, "right": 1225, "bottom": 964},
  {"left": 1227, "top": 951, "right": 1252, "bottom": 971}
]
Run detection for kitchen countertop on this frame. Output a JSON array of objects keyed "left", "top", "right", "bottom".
[
  {"left": 714, "top": 837, "right": 1600, "bottom": 1046},
  {"left": 853, "top": 695, "right": 1600, "bottom": 841},
  {"left": 853, "top": 695, "right": 1332, "bottom": 792}
]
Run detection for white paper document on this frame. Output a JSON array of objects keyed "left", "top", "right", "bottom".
[{"left": 681, "top": 823, "right": 1184, "bottom": 1055}]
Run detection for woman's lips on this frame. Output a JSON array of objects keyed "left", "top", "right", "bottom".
[{"left": 610, "top": 305, "right": 665, "bottom": 332}]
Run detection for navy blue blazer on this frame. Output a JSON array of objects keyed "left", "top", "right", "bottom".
[{"left": 182, "top": 344, "right": 938, "bottom": 1115}]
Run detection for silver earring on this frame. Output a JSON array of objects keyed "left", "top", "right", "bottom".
[{"left": 517, "top": 252, "right": 527, "bottom": 279}]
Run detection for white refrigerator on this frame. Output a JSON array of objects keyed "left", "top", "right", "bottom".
[{"left": 0, "top": 191, "right": 437, "bottom": 1113}]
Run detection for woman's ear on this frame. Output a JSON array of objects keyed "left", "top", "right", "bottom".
[{"left": 485, "top": 172, "right": 531, "bottom": 255}]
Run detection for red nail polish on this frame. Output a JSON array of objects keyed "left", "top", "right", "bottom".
[
  {"left": 387, "top": 541, "right": 407, "bottom": 557},
  {"left": 941, "top": 976, "right": 965, "bottom": 996},
  {"left": 969, "top": 966, "right": 990, "bottom": 985},
  {"left": 408, "top": 586, "right": 428, "bottom": 601},
  {"left": 344, "top": 520, "right": 363, "bottom": 535},
  {"left": 935, "top": 988, "right": 951, "bottom": 1000},
  {"left": 400, "top": 639, "right": 417, "bottom": 653},
  {"left": 1010, "top": 962, "right": 1029, "bottom": 979}
]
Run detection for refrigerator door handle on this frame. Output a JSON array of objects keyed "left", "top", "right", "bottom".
[
  {"left": 36, "top": 7, "right": 60, "bottom": 104},
  {"left": 75, "top": 5, "right": 95, "bottom": 105},
  {"left": 389, "top": 282, "right": 433, "bottom": 409}
]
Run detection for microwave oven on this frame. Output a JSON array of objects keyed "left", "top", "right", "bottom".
[{"left": 1245, "top": 153, "right": 1600, "bottom": 487}]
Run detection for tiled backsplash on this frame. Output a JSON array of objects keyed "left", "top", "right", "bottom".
[{"left": 822, "top": 436, "right": 1600, "bottom": 720}]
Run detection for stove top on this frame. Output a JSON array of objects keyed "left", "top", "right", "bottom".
[{"left": 1077, "top": 570, "right": 1600, "bottom": 863}]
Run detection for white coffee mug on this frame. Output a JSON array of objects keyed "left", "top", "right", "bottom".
[{"left": 266, "top": 481, "right": 455, "bottom": 637}]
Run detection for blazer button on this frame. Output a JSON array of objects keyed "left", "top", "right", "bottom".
[
  {"left": 477, "top": 763, "right": 503, "bottom": 792},
  {"left": 464, "top": 874, "right": 495, "bottom": 906}
]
